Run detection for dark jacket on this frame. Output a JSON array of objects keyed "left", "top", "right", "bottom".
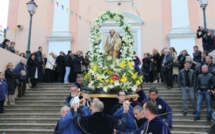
[
  {"left": 73, "top": 55, "right": 84, "bottom": 73},
  {"left": 0, "top": 39, "right": 9, "bottom": 50},
  {"left": 15, "top": 62, "right": 27, "bottom": 81},
  {"left": 161, "top": 53, "right": 173, "bottom": 68},
  {"left": 65, "top": 54, "right": 72, "bottom": 67},
  {"left": 0, "top": 79, "right": 8, "bottom": 101},
  {"left": 7, "top": 46, "right": 15, "bottom": 53},
  {"left": 56, "top": 55, "right": 65, "bottom": 74},
  {"left": 193, "top": 51, "right": 202, "bottom": 63},
  {"left": 27, "top": 58, "right": 38, "bottom": 79},
  {"left": 5, "top": 68, "right": 18, "bottom": 90},
  {"left": 151, "top": 53, "right": 161, "bottom": 72},
  {"left": 34, "top": 51, "right": 43, "bottom": 64},
  {"left": 73, "top": 112, "right": 127, "bottom": 134},
  {"left": 178, "top": 69, "right": 195, "bottom": 87},
  {"left": 195, "top": 72, "right": 215, "bottom": 91}
]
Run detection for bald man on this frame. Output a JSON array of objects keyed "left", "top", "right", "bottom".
[
  {"left": 74, "top": 101, "right": 128, "bottom": 134},
  {"left": 194, "top": 65, "right": 215, "bottom": 121},
  {"left": 104, "top": 29, "right": 117, "bottom": 55}
]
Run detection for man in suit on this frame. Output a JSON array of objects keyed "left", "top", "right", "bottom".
[
  {"left": 104, "top": 29, "right": 117, "bottom": 56},
  {"left": 161, "top": 48, "right": 174, "bottom": 89}
]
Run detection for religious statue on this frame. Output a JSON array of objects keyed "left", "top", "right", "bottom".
[{"left": 104, "top": 29, "right": 122, "bottom": 59}]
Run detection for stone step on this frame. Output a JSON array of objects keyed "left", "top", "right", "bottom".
[
  {"left": 172, "top": 119, "right": 211, "bottom": 125},
  {"left": 0, "top": 129, "right": 53, "bottom": 134},
  {"left": 0, "top": 113, "right": 60, "bottom": 118},
  {"left": 0, "top": 118, "right": 59, "bottom": 124},
  {"left": 171, "top": 125, "right": 210, "bottom": 132},
  {"left": 0, "top": 123, "right": 55, "bottom": 129},
  {"left": 171, "top": 131, "right": 208, "bottom": 134}
]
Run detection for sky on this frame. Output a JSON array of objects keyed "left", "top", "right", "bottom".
[{"left": 0, "top": 0, "right": 9, "bottom": 31}]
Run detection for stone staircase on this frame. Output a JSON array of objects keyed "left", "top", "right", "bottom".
[{"left": 0, "top": 83, "right": 213, "bottom": 134}]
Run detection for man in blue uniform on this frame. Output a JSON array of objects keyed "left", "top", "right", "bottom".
[
  {"left": 116, "top": 100, "right": 171, "bottom": 134},
  {"left": 141, "top": 88, "right": 172, "bottom": 128}
]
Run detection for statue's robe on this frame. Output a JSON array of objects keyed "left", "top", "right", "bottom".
[{"left": 104, "top": 36, "right": 117, "bottom": 55}]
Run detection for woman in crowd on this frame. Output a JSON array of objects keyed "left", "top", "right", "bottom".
[
  {"left": 44, "top": 52, "right": 55, "bottom": 83},
  {"left": 19, "top": 53, "right": 26, "bottom": 58},
  {"left": 5, "top": 62, "right": 18, "bottom": 105},
  {"left": 151, "top": 49, "right": 161, "bottom": 83},
  {"left": 142, "top": 53, "right": 151, "bottom": 83},
  {"left": 0, "top": 39, "right": 10, "bottom": 49},
  {"left": 169, "top": 47, "right": 178, "bottom": 83},
  {"left": 8, "top": 41, "right": 16, "bottom": 53},
  {"left": 27, "top": 53, "right": 38, "bottom": 88},
  {"left": 0, "top": 72, "right": 7, "bottom": 113},
  {"left": 55, "top": 51, "right": 65, "bottom": 83}
]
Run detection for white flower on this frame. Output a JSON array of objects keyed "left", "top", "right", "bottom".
[
  {"left": 132, "top": 85, "right": 137, "bottom": 92},
  {"left": 114, "top": 81, "right": 120, "bottom": 86},
  {"left": 107, "top": 56, "right": 112, "bottom": 61},
  {"left": 103, "top": 86, "right": 108, "bottom": 92},
  {"left": 108, "top": 84, "right": 114, "bottom": 89}
]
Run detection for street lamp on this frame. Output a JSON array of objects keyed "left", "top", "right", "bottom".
[
  {"left": 26, "top": 0, "right": 38, "bottom": 59},
  {"left": 198, "top": 0, "right": 208, "bottom": 29}
]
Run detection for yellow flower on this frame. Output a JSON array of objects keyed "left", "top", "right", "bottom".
[
  {"left": 120, "top": 61, "right": 126, "bottom": 68},
  {"left": 128, "top": 61, "right": 133, "bottom": 68},
  {"left": 132, "top": 72, "right": 138, "bottom": 79},
  {"left": 97, "top": 76, "right": 103, "bottom": 82},
  {"left": 92, "top": 65, "right": 98, "bottom": 72},
  {"left": 139, "top": 76, "right": 143, "bottom": 81},
  {"left": 136, "top": 80, "right": 141, "bottom": 86},
  {"left": 120, "top": 76, "right": 127, "bottom": 83},
  {"left": 110, "top": 79, "right": 114, "bottom": 84}
]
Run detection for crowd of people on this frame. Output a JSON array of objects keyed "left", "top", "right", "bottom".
[{"left": 1, "top": 35, "right": 215, "bottom": 133}]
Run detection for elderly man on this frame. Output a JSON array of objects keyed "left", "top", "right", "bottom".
[
  {"left": 104, "top": 29, "right": 117, "bottom": 55},
  {"left": 194, "top": 65, "right": 215, "bottom": 121},
  {"left": 54, "top": 106, "right": 70, "bottom": 133},
  {"left": 133, "top": 105, "right": 147, "bottom": 128},
  {"left": 142, "top": 88, "right": 172, "bottom": 128},
  {"left": 54, "top": 103, "right": 88, "bottom": 134},
  {"left": 66, "top": 85, "right": 82, "bottom": 107},
  {"left": 74, "top": 101, "right": 128, "bottom": 134},
  {"left": 161, "top": 48, "right": 173, "bottom": 89}
]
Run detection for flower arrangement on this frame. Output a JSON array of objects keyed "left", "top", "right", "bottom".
[{"left": 84, "top": 11, "right": 143, "bottom": 92}]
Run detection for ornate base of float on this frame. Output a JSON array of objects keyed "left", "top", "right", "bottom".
[{"left": 82, "top": 88, "right": 138, "bottom": 115}]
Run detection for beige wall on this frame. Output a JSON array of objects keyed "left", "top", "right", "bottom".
[
  {"left": 6, "top": 0, "right": 215, "bottom": 56},
  {"left": 7, "top": 0, "right": 54, "bottom": 55},
  {"left": 0, "top": 48, "right": 25, "bottom": 73}
]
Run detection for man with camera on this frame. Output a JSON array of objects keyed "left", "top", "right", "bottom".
[{"left": 197, "top": 26, "right": 214, "bottom": 53}]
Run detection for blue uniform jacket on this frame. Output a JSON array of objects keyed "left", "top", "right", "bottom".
[
  {"left": 132, "top": 116, "right": 171, "bottom": 134},
  {"left": 54, "top": 106, "right": 90, "bottom": 134},
  {"left": 114, "top": 106, "right": 137, "bottom": 132},
  {"left": 0, "top": 79, "right": 8, "bottom": 101},
  {"left": 142, "top": 97, "right": 173, "bottom": 128}
]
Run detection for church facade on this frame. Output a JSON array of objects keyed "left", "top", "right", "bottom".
[{"left": 6, "top": 0, "right": 215, "bottom": 59}]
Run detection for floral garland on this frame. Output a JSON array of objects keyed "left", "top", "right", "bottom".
[{"left": 84, "top": 11, "right": 143, "bottom": 92}]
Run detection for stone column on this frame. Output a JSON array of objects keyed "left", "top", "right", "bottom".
[
  {"left": 168, "top": 0, "right": 195, "bottom": 56},
  {"left": 47, "top": 0, "right": 73, "bottom": 54}
]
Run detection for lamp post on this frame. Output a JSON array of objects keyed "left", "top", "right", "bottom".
[
  {"left": 198, "top": 0, "right": 208, "bottom": 29},
  {"left": 26, "top": 0, "right": 38, "bottom": 59}
]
